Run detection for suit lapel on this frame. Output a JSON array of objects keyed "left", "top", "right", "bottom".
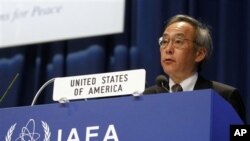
[{"left": 194, "top": 75, "right": 212, "bottom": 90}]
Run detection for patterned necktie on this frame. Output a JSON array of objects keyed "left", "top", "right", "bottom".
[{"left": 171, "top": 84, "right": 183, "bottom": 92}]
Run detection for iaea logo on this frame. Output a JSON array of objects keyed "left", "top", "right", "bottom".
[{"left": 5, "top": 119, "right": 51, "bottom": 141}]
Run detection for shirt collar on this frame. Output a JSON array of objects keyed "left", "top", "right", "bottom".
[{"left": 169, "top": 72, "right": 198, "bottom": 93}]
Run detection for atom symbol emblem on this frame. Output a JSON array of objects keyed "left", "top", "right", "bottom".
[
  {"left": 5, "top": 119, "right": 51, "bottom": 141},
  {"left": 15, "top": 119, "right": 40, "bottom": 141}
]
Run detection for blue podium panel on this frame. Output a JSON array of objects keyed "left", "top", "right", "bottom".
[{"left": 0, "top": 89, "right": 243, "bottom": 141}]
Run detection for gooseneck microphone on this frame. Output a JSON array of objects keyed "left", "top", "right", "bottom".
[
  {"left": 31, "top": 78, "right": 55, "bottom": 106},
  {"left": 155, "top": 75, "right": 169, "bottom": 92},
  {"left": 0, "top": 73, "right": 19, "bottom": 103}
]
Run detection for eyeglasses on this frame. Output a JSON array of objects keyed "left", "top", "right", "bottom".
[{"left": 158, "top": 36, "right": 195, "bottom": 49}]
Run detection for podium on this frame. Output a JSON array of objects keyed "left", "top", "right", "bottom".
[{"left": 0, "top": 89, "right": 243, "bottom": 141}]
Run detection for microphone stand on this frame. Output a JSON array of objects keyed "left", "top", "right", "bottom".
[
  {"left": 0, "top": 73, "right": 19, "bottom": 103},
  {"left": 31, "top": 78, "right": 55, "bottom": 106}
]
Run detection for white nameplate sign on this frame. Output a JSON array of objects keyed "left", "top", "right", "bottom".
[{"left": 53, "top": 69, "right": 146, "bottom": 101}]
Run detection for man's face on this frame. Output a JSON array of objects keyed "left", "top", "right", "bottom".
[{"left": 160, "top": 21, "right": 203, "bottom": 81}]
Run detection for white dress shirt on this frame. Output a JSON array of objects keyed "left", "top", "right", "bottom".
[{"left": 169, "top": 72, "right": 198, "bottom": 93}]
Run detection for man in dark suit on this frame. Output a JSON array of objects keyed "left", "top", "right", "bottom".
[{"left": 143, "top": 14, "right": 246, "bottom": 123}]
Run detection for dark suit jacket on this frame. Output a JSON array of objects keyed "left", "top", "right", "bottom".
[{"left": 143, "top": 75, "right": 246, "bottom": 123}]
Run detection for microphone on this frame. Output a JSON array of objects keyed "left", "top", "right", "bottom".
[
  {"left": 31, "top": 78, "right": 55, "bottom": 106},
  {"left": 0, "top": 73, "right": 19, "bottom": 103},
  {"left": 155, "top": 75, "right": 169, "bottom": 92}
]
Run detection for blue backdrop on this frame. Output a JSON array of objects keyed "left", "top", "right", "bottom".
[{"left": 0, "top": 0, "right": 249, "bottom": 123}]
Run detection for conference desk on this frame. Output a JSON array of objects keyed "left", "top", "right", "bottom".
[{"left": 0, "top": 89, "right": 243, "bottom": 141}]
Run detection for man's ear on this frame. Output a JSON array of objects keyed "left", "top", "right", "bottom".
[{"left": 195, "top": 47, "right": 207, "bottom": 63}]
